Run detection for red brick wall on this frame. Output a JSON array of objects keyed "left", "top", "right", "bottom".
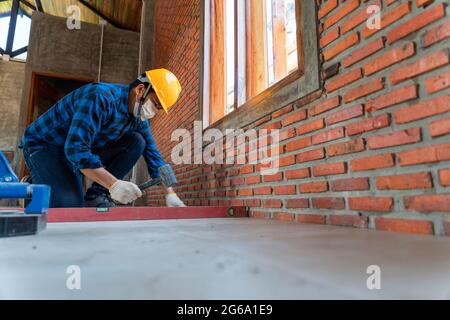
[{"left": 148, "top": 0, "right": 450, "bottom": 236}]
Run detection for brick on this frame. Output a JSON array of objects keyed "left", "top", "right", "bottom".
[
  {"left": 281, "top": 109, "right": 307, "bottom": 126},
  {"left": 273, "top": 104, "right": 294, "bottom": 119},
  {"left": 404, "top": 194, "right": 450, "bottom": 212},
  {"left": 298, "top": 214, "right": 326, "bottom": 225},
  {"left": 416, "top": 0, "right": 433, "bottom": 7},
  {"left": 387, "top": 4, "right": 446, "bottom": 44},
  {"left": 254, "top": 186, "right": 272, "bottom": 195},
  {"left": 320, "top": 27, "right": 340, "bottom": 48},
  {"left": 429, "top": 116, "right": 450, "bottom": 138},
  {"left": 366, "top": 84, "right": 418, "bottom": 112},
  {"left": 264, "top": 172, "right": 283, "bottom": 182},
  {"left": 341, "top": 0, "right": 381, "bottom": 34},
  {"left": 297, "top": 148, "right": 326, "bottom": 163},
  {"left": 346, "top": 114, "right": 391, "bottom": 136},
  {"left": 331, "top": 177, "right": 370, "bottom": 191},
  {"left": 439, "top": 168, "right": 450, "bottom": 187},
  {"left": 286, "top": 136, "right": 312, "bottom": 152},
  {"left": 273, "top": 212, "right": 295, "bottom": 222},
  {"left": 349, "top": 197, "right": 393, "bottom": 212},
  {"left": 246, "top": 175, "right": 261, "bottom": 185},
  {"left": 365, "top": 42, "right": 415, "bottom": 76},
  {"left": 263, "top": 199, "right": 283, "bottom": 208},
  {"left": 362, "top": 2, "right": 411, "bottom": 38},
  {"left": 330, "top": 215, "right": 369, "bottom": 228},
  {"left": 319, "top": 0, "right": 338, "bottom": 19},
  {"left": 300, "top": 181, "right": 328, "bottom": 193},
  {"left": 279, "top": 155, "right": 296, "bottom": 167},
  {"left": 309, "top": 96, "right": 341, "bottom": 116},
  {"left": 239, "top": 188, "right": 254, "bottom": 196},
  {"left": 445, "top": 222, "right": 450, "bottom": 237},
  {"left": 344, "top": 78, "right": 385, "bottom": 103},
  {"left": 312, "top": 127, "right": 345, "bottom": 145},
  {"left": 327, "top": 138, "right": 365, "bottom": 157},
  {"left": 312, "top": 197, "right": 345, "bottom": 210},
  {"left": 375, "top": 218, "right": 434, "bottom": 235},
  {"left": 422, "top": 19, "right": 450, "bottom": 48},
  {"left": 255, "top": 115, "right": 271, "bottom": 127},
  {"left": 377, "top": 172, "right": 433, "bottom": 190},
  {"left": 351, "top": 153, "right": 395, "bottom": 171},
  {"left": 279, "top": 128, "right": 296, "bottom": 141},
  {"left": 274, "top": 185, "right": 297, "bottom": 195},
  {"left": 325, "top": 69, "right": 363, "bottom": 93},
  {"left": 343, "top": 38, "right": 385, "bottom": 68},
  {"left": 251, "top": 211, "right": 270, "bottom": 219},
  {"left": 285, "top": 198, "right": 309, "bottom": 209},
  {"left": 240, "top": 165, "right": 255, "bottom": 174},
  {"left": 245, "top": 199, "right": 261, "bottom": 207},
  {"left": 397, "top": 142, "right": 450, "bottom": 166},
  {"left": 326, "top": 104, "right": 364, "bottom": 125},
  {"left": 323, "top": 32, "right": 360, "bottom": 61},
  {"left": 285, "top": 168, "right": 310, "bottom": 180},
  {"left": 394, "top": 94, "right": 450, "bottom": 124},
  {"left": 313, "top": 162, "right": 347, "bottom": 177},
  {"left": 425, "top": 69, "right": 450, "bottom": 94},
  {"left": 390, "top": 50, "right": 449, "bottom": 85},
  {"left": 324, "top": 0, "right": 360, "bottom": 29},
  {"left": 368, "top": 128, "right": 422, "bottom": 149},
  {"left": 323, "top": 63, "right": 341, "bottom": 80},
  {"left": 298, "top": 119, "right": 325, "bottom": 135}
]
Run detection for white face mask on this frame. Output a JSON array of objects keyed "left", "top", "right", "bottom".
[{"left": 133, "top": 99, "right": 158, "bottom": 121}]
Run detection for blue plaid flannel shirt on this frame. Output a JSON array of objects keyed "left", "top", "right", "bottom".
[{"left": 19, "top": 82, "right": 165, "bottom": 179}]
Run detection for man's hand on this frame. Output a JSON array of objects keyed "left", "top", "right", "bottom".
[
  {"left": 166, "top": 193, "right": 186, "bottom": 207},
  {"left": 109, "top": 180, "right": 142, "bottom": 204}
]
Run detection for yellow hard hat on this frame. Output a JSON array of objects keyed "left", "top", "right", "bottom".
[{"left": 145, "top": 69, "right": 182, "bottom": 113}]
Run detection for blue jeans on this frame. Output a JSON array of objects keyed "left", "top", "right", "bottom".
[{"left": 23, "top": 132, "right": 146, "bottom": 208}]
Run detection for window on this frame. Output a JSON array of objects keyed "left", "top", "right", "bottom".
[
  {"left": 202, "top": 0, "right": 320, "bottom": 128},
  {"left": 0, "top": 0, "right": 32, "bottom": 60}
]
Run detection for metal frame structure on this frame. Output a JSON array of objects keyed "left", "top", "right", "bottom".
[
  {"left": 0, "top": 0, "right": 119, "bottom": 58},
  {"left": 0, "top": 0, "right": 32, "bottom": 58}
]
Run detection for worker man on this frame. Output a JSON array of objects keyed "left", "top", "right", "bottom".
[{"left": 19, "top": 69, "right": 186, "bottom": 208}]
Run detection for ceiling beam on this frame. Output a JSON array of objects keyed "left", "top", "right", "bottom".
[
  {"left": 19, "top": 0, "right": 36, "bottom": 11},
  {"left": 33, "top": 0, "right": 43, "bottom": 12},
  {"left": 77, "top": 0, "right": 119, "bottom": 28}
]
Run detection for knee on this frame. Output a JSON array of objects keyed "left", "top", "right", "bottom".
[{"left": 125, "top": 132, "right": 146, "bottom": 154}]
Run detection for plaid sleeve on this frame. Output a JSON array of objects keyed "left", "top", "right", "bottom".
[
  {"left": 64, "top": 94, "right": 107, "bottom": 171},
  {"left": 137, "top": 120, "right": 166, "bottom": 179}
]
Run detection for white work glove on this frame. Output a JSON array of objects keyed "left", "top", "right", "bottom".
[
  {"left": 109, "top": 180, "right": 142, "bottom": 204},
  {"left": 166, "top": 193, "right": 187, "bottom": 207}
]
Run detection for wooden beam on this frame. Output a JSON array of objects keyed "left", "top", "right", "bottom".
[
  {"left": 246, "top": 0, "right": 268, "bottom": 100},
  {"left": 77, "top": 0, "right": 119, "bottom": 28},
  {"left": 33, "top": 0, "right": 43, "bottom": 12},
  {"left": 19, "top": 0, "right": 36, "bottom": 11},
  {"left": 272, "top": 0, "right": 287, "bottom": 82},
  {"left": 209, "top": 0, "right": 226, "bottom": 124}
]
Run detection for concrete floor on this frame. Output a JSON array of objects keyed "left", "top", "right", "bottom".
[{"left": 0, "top": 218, "right": 449, "bottom": 300}]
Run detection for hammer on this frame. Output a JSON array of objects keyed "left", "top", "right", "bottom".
[{"left": 138, "top": 164, "right": 177, "bottom": 191}]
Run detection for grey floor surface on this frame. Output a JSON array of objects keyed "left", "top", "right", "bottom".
[{"left": 1, "top": 218, "right": 449, "bottom": 299}]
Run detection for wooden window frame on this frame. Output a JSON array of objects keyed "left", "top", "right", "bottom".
[{"left": 199, "top": 0, "right": 320, "bottom": 131}]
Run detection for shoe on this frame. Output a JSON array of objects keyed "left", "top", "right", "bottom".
[{"left": 84, "top": 194, "right": 116, "bottom": 208}]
